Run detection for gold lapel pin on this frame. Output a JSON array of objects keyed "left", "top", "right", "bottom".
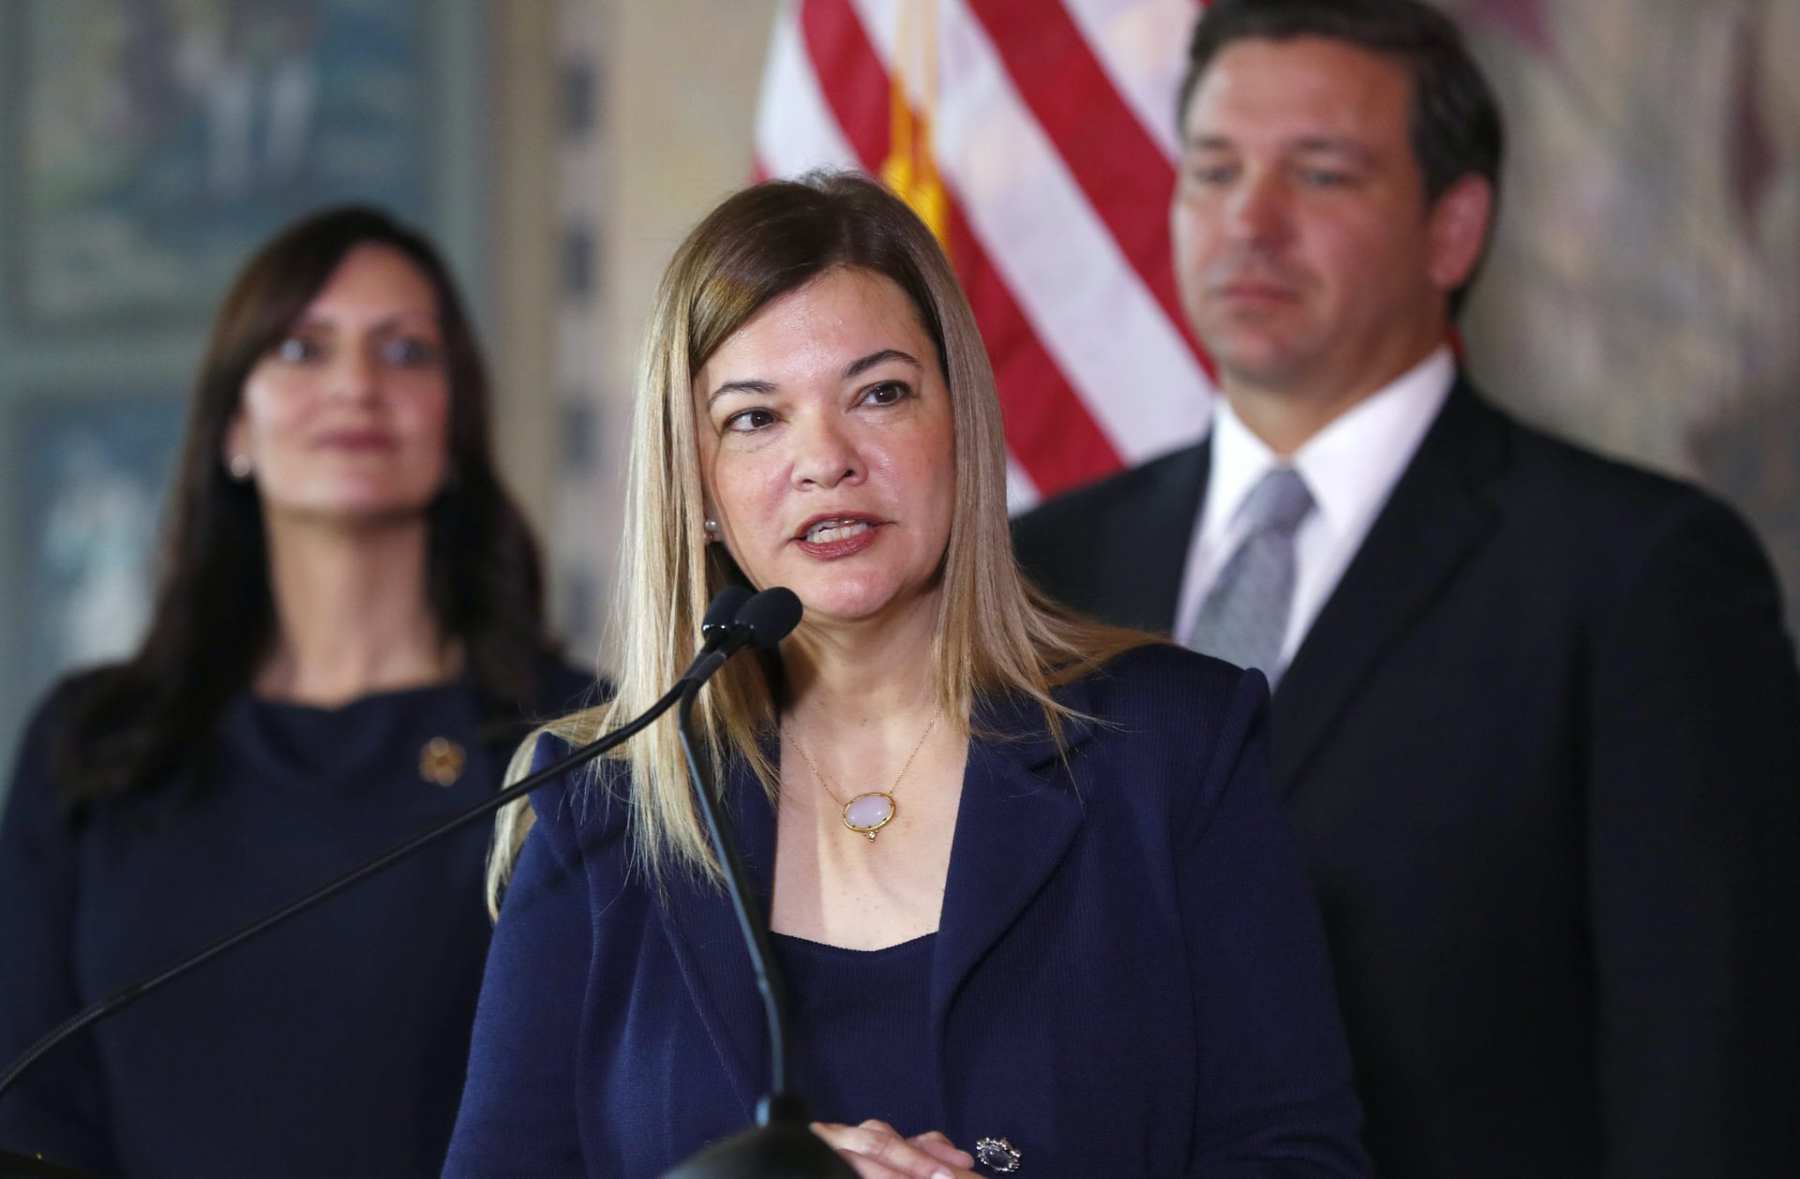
[{"left": 419, "top": 737, "right": 466, "bottom": 787}]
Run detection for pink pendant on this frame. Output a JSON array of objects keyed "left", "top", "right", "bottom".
[{"left": 842, "top": 792, "right": 897, "bottom": 840}]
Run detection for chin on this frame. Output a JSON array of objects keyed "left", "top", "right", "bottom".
[
  {"left": 793, "top": 590, "right": 893, "bottom": 625},
  {"left": 1212, "top": 341, "right": 1313, "bottom": 390},
  {"left": 792, "top": 573, "right": 939, "bottom": 629},
  {"left": 277, "top": 491, "right": 436, "bottom": 529}
]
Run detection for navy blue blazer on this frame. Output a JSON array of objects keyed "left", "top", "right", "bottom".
[{"left": 445, "top": 644, "right": 1368, "bottom": 1176}]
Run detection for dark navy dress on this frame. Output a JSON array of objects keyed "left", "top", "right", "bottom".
[
  {"left": 0, "top": 661, "right": 590, "bottom": 1178},
  {"left": 771, "top": 931, "right": 939, "bottom": 1134}
]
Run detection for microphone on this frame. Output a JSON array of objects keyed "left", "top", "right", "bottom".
[
  {"left": 699, "top": 585, "right": 755, "bottom": 651},
  {"left": 680, "top": 586, "right": 801, "bottom": 690},
  {"left": 731, "top": 586, "right": 803, "bottom": 652},
  {"left": 664, "top": 587, "right": 854, "bottom": 1178},
  {"left": 0, "top": 586, "right": 774, "bottom": 1151}
]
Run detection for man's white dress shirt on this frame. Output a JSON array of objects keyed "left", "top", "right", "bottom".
[{"left": 1176, "top": 346, "right": 1456, "bottom": 674}]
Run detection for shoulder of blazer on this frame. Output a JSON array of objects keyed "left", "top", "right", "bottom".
[
  {"left": 1052, "top": 641, "right": 1266, "bottom": 788},
  {"left": 1012, "top": 440, "right": 1209, "bottom": 543},
  {"left": 970, "top": 640, "right": 1253, "bottom": 782},
  {"left": 517, "top": 729, "right": 632, "bottom": 861},
  {"left": 1011, "top": 442, "right": 1212, "bottom": 632},
  {"left": 1450, "top": 379, "right": 1765, "bottom": 559},
  {"left": 1050, "top": 642, "right": 1271, "bottom": 838},
  {"left": 1070, "top": 640, "right": 1249, "bottom": 723}
]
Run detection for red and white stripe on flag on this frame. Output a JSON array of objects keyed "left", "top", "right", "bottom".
[{"left": 754, "top": 0, "right": 1216, "bottom": 510}]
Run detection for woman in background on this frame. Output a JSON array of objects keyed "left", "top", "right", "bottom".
[
  {"left": 0, "top": 207, "right": 589, "bottom": 1176},
  {"left": 446, "top": 174, "right": 1366, "bottom": 1178}
]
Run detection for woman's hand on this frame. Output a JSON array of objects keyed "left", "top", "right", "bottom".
[{"left": 811, "top": 1119, "right": 979, "bottom": 1178}]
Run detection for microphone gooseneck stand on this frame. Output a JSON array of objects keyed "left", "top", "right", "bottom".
[
  {"left": 663, "top": 587, "right": 855, "bottom": 1179},
  {"left": 0, "top": 587, "right": 772, "bottom": 1177}
]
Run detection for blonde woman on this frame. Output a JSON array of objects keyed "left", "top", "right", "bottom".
[{"left": 446, "top": 175, "right": 1366, "bottom": 1178}]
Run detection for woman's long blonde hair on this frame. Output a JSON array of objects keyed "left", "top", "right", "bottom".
[{"left": 488, "top": 173, "right": 1146, "bottom": 911}]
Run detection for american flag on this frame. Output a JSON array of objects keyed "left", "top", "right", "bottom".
[{"left": 754, "top": 0, "right": 1215, "bottom": 509}]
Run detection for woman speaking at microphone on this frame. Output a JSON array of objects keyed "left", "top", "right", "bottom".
[
  {"left": 447, "top": 174, "right": 1367, "bottom": 1178},
  {"left": 0, "top": 207, "right": 588, "bottom": 1175}
]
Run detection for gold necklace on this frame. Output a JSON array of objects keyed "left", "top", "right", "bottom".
[{"left": 787, "top": 715, "right": 939, "bottom": 841}]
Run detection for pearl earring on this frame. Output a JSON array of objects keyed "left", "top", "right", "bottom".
[
  {"left": 703, "top": 518, "right": 719, "bottom": 535},
  {"left": 228, "top": 453, "right": 253, "bottom": 480}
]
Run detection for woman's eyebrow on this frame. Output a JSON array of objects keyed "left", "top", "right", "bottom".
[
  {"left": 292, "top": 308, "right": 441, "bottom": 332},
  {"left": 707, "top": 377, "right": 777, "bottom": 404},
  {"left": 843, "top": 348, "right": 920, "bottom": 380},
  {"left": 708, "top": 349, "right": 920, "bottom": 404}
]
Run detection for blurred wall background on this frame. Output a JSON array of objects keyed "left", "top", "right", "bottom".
[
  {"left": 0, "top": 0, "right": 1793, "bottom": 796},
  {"left": 1452, "top": 0, "right": 1799, "bottom": 625}
]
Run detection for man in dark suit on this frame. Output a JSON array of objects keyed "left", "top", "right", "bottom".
[{"left": 1013, "top": 2, "right": 1800, "bottom": 1176}]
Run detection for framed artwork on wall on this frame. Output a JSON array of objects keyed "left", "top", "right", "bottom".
[
  {"left": 10, "top": 395, "right": 187, "bottom": 683},
  {"left": 1, "top": 0, "right": 435, "bottom": 330}
]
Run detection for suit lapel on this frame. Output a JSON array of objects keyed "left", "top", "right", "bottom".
[
  {"left": 930, "top": 683, "right": 1094, "bottom": 1046},
  {"left": 1272, "top": 384, "right": 1508, "bottom": 790},
  {"left": 657, "top": 754, "right": 778, "bottom": 1116}
]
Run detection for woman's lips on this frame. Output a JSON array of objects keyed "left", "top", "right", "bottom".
[
  {"left": 794, "top": 515, "right": 881, "bottom": 559},
  {"left": 314, "top": 430, "right": 397, "bottom": 452}
]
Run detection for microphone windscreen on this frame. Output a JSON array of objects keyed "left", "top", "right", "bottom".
[
  {"left": 737, "top": 587, "right": 802, "bottom": 649},
  {"left": 700, "top": 585, "right": 755, "bottom": 645}
]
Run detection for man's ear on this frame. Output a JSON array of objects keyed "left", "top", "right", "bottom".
[{"left": 1426, "top": 174, "right": 1494, "bottom": 294}]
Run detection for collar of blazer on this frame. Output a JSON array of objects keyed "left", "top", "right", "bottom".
[
  {"left": 654, "top": 675, "right": 1101, "bottom": 1119},
  {"left": 1271, "top": 378, "right": 1511, "bottom": 791}
]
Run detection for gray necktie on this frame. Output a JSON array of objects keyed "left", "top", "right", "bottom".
[{"left": 1185, "top": 467, "right": 1315, "bottom": 682}]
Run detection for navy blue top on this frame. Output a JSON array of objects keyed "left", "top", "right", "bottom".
[
  {"left": 445, "top": 644, "right": 1369, "bottom": 1177},
  {"left": 772, "top": 932, "right": 938, "bottom": 1132},
  {"left": 0, "top": 660, "right": 590, "bottom": 1178}
]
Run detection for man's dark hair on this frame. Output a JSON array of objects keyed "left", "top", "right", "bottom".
[{"left": 1178, "top": 0, "right": 1505, "bottom": 313}]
